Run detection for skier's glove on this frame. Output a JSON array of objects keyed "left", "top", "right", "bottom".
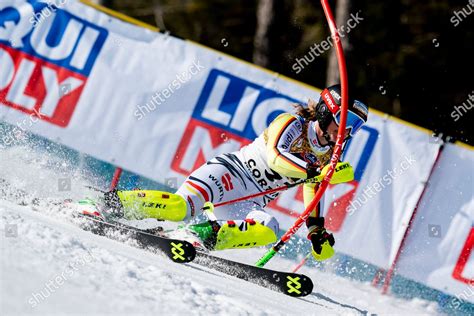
[
  {"left": 306, "top": 165, "right": 321, "bottom": 179},
  {"left": 308, "top": 225, "right": 335, "bottom": 261},
  {"left": 302, "top": 152, "right": 321, "bottom": 179}
]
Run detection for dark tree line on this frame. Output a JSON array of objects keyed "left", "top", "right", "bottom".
[{"left": 97, "top": 0, "right": 473, "bottom": 144}]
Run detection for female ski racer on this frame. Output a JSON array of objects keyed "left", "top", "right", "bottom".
[{"left": 104, "top": 84, "right": 368, "bottom": 261}]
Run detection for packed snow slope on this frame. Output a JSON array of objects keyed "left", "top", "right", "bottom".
[{"left": 0, "top": 146, "right": 441, "bottom": 315}]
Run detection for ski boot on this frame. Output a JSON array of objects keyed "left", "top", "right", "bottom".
[
  {"left": 213, "top": 218, "right": 277, "bottom": 250},
  {"left": 164, "top": 202, "right": 220, "bottom": 250},
  {"left": 177, "top": 202, "right": 278, "bottom": 251},
  {"left": 67, "top": 197, "right": 111, "bottom": 221},
  {"left": 69, "top": 190, "right": 184, "bottom": 234},
  {"left": 103, "top": 189, "right": 187, "bottom": 222}
]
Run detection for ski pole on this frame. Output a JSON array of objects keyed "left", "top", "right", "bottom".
[
  {"left": 255, "top": 0, "right": 349, "bottom": 268},
  {"left": 214, "top": 162, "right": 353, "bottom": 208},
  {"left": 85, "top": 186, "right": 106, "bottom": 193},
  {"left": 214, "top": 179, "right": 306, "bottom": 208},
  {"left": 254, "top": 178, "right": 328, "bottom": 267}
]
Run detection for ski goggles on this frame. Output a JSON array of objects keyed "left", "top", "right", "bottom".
[{"left": 333, "top": 109, "right": 366, "bottom": 138}]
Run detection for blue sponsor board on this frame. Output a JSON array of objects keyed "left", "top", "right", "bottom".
[{"left": 192, "top": 69, "right": 300, "bottom": 140}]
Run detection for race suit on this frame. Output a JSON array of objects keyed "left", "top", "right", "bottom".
[{"left": 175, "top": 113, "right": 333, "bottom": 236}]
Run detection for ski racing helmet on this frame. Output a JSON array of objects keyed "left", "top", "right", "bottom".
[{"left": 307, "top": 84, "right": 369, "bottom": 153}]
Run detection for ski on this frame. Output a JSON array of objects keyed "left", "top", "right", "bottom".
[
  {"left": 76, "top": 212, "right": 196, "bottom": 263},
  {"left": 76, "top": 210, "right": 313, "bottom": 297},
  {"left": 67, "top": 197, "right": 312, "bottom": 297},
  {"left": 193, "top": 252, "right": 313, "bottom": 297}
]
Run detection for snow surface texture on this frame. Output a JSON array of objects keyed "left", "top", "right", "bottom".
[{"left": 0, "top": 146, "right": 441, "bottom": 315}]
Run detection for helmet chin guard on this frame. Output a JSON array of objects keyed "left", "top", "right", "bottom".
[{"left": 307, "top": 120, "right": 331, "bottom": 156}]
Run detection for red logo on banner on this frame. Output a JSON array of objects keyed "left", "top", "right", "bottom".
[
  {"left": 325, "top": 180, "right": 359, "bottom": 232},
  {"left": 0, "top": 44, "right": 85, "bottom": 127},
  {"left": 172, "top": 119, "right": 250, "bottom": 175}
]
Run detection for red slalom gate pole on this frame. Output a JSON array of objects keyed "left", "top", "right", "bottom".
[
  {"left": 109, "top": 167, "right": 123, "bottom": 190},
  {"left": 255, "top": 0, "right": 349, "bottom": 268},
  {"left": 381, "top": 145, "right": 444, "bottom": 294},
  {"left": 292, "top": 252, "right": 312, "bottom": 273}
]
